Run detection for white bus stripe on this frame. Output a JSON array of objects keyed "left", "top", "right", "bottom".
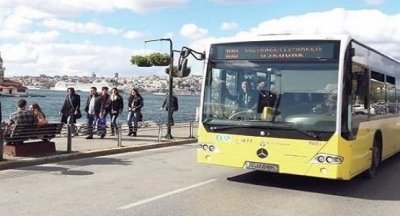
[{"left": 118, "top": 179, "right": 218, "bottom": 210}]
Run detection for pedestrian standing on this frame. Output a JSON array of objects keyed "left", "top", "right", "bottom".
[
  {"left": 107, "top": 88, "right": 124, "bottom": 136},
  {"left": 127, "top": 89, "right": 143, "bottom": 137},
  {"left": 84, "top": 87, "right": 102, "bottom": 139},
  {"left": 160, "top": 93, "right": 179, "bottom": 126},
  {"left": 60, "top": 87, "right": 81, "bottom": 134},
  {"left": 99, "top": 86, "right": 110, "bottom": 134}
]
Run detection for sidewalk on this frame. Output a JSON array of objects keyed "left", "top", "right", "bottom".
[{"left": 0, "top": 122, "right": 198, "bottom": 170}]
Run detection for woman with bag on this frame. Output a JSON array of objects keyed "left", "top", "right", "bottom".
[
  {"left": 127, "top": 88, "right": 143, "bottom": 137},
  {"left": 60, "top": 88, "right": 81, "bottom": 134}
]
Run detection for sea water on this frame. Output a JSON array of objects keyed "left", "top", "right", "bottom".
[{"left": 0, "top": 89, "right": 200, "bottom": 124}]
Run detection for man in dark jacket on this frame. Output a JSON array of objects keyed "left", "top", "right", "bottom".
[
  {"left": 160, "top": 93, "right": 179, "bottom": 126},
  {"left": 84, "top": 87, "right": 102, "bottom": 139},
  {"left": 60, "top": 87, "right": 81, "bottom": 124}
]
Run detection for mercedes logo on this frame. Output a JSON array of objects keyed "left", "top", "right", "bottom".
[{"left": 256, "top": 148, "right": 268, "bottom": 159}]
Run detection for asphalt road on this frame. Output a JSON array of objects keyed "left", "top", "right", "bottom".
[{"left": 1, "top": 144, "right": 400, "bottom": 216}]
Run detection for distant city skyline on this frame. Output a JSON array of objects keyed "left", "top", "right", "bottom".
[{"left": 0, "top": 1, "right": 399, "bottom": 77}]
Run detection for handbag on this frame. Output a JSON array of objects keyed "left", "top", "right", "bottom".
[
  {"left": 69, "top": 96, "right": 82, "bottom": 119},
  {"left": 75, "top": 110, "right": 82, "bottom": 119}
]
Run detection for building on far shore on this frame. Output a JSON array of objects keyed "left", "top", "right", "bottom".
[{"left": 0, "top": 52, "right": 27, "bottom": 96}]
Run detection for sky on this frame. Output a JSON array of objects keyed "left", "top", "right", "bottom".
[{"left": 0, "top": 0, "right": 399, "bottom": 77}]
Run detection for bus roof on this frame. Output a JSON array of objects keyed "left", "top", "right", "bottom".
[{"left": 208, "top": 34, "right": 352, "bottom": 45}]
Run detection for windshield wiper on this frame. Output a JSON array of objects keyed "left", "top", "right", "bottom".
[
  {"left": 209, "top": 124, "right": 262, "bottom": 131},
  {"left": 267, "top": 121, "right": 321, "bottom": 139},
  {"left": 285, "top": 126, "right": 322, "bottom": 140},
  {"left": 208, "top": 122, "right": 321, "bottom": 140}
]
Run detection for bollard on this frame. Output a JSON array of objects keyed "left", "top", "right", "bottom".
[
  {"left": 67, "top": 123, "right": 72, "bottom": 153},
  {"left": 117, "top": 123, "right": 122, "bottom": 147},
  {"left": 189, "top": 117, "right": 195, "bottom": 138},
  {"left": 0, "top": 124, "right": 3, "bottom": 161},
  {"left": 0, "top": 102, "right": 2, "bottom": 160},
  {"left": 158, "top": 119, "right": 163, "bottom": 142},
  {"left": 195, "top": 106, "right": 199, "bottom": 122}
]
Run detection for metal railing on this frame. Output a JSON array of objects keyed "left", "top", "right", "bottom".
[{"left": 1, "top": 117, "right": 197, "bottom": 158}]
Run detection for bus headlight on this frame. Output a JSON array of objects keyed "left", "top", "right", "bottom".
[
  {"left": 317, "top": 156, "right": 325, "bottom": 163},
  {"left": 326, "top": 156, "right": 334, "bottom": 163},
  {"left": 311, "top": 153, "right": 343, "bottom": 164},
  {"left": 209, "top": 145, "right": 216, "bottom": 152},
  {"left": 198, "top": 143, "right": 218, "bottom": 152}
]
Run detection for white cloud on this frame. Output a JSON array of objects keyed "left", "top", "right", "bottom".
[
  {"left": 123, "top": 31, "right": 148, "bottom": 39},
  {"left": 180, "top": 24, "right": 208, "bottom": 40},
  {"left": 220, "top": 22, "right": 239, "bottom": 31},
  {"left": 210, "top": 0, "right": 273, "bottom": 4},
  {"left": 3, "top": 14, "right": 32, "bottom": 31},
  {"left": 248, "top": 8, "right": 400, "bottom": 47},
  {"left": 163, "top": 32, "right": 175, "bottom": 39},
  {"left": 364, "top": 0, "right": 385, "bottom": 5},
  {"left": 114, "top": 0, "right": 189, "bottom": 13},
  {"left": 0, "top": 29, "right": 59, "bottom": 43},
  {"left": 0, "top": 0, "right": 189, "bottom": 16},
  {"left": 0, "top": 42, "right": 163, "bottom": 77},
  {"left": 23, "top": 30, "right": 60, "bottom": 43},
  {"left": 186, "top": 8, "right": 400, "bottom": 75},
  {"left": 0, "top": 29, "right": 19, "bottom": 38},
  {"left": 2, "top": 6, "right": 51, "bottom": 31},
  {"left": 43, "top": 19, "right": 123, "bottom": 35},
  {"left": 3, "top": 8, "right": 400, "bottom": 78}
]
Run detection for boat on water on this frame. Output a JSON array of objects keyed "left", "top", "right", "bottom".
[
  {"left": 51, "top": 80, "right": 116, "bottom": 92},
  {"left": 153, "top": 92, "right": 166, "bottom": 95},
  {"left": 25, "top": 86, "right": 43, "bottom": 90}
]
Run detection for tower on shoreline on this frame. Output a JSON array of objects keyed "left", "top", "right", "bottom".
[{"left": 0, "top": 52, "right": 4, "bottom": 85}]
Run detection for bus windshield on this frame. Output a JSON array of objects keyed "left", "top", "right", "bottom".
[{"left": 202, "top": 60, "right": 339, "bottom": 133}]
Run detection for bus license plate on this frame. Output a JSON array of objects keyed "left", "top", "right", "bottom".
[{"left": 245, "top": 162, "right": 279, "bottom": 172}]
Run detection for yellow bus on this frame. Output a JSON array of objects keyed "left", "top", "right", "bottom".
[{"left": 196, "top": 34, "right": 400, "bottom": 180}]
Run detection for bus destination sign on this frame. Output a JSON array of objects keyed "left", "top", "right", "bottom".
[{"left": 210, "top": 41, "right": 339, "bottom": 60}]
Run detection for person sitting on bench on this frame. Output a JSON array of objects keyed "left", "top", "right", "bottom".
[
  {"left": 30, "top": 103, "right": 48, "bottom": 126},
  {"left": 9, "top": 99, "right": 37, "bottom": 127}
]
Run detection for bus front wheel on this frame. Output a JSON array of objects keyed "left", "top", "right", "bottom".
[{"left": 364, "top": 136, "right": 382, "bottom": 179}]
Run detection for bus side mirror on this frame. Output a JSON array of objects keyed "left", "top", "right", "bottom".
[
  {"left": 177, "top": 58, "right": 190, "bottom": 78},
  {"left": 181, "top": 49, "right": 190, "bottom": 58}
]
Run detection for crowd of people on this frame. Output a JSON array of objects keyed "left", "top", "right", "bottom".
[{"left": 7, "top": 86, "right": 180, "bottom": 140}]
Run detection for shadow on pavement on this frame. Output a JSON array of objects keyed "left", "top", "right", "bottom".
[
  {"left": 17, "top": 165, "right": 94, "bottom": 176},
  {"left": 60, "top": 170, "right": 94, "bottom": 176},
  {"left": 59, "top": 157, "right": 132, "bottom": 166},
  {"left": 16, "top": 157, "right": 131, "bottom": 175},
  {"left": 227, "top": 153, "right": 400, "bottom": 201}
]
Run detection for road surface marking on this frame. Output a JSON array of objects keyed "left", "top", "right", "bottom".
[{"left": 118, "top": 179, "right": 217, "bottom": 210}]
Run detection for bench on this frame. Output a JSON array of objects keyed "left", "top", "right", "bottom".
[{"left": 3, "top": 123, "right": 64, "bottom": 157}]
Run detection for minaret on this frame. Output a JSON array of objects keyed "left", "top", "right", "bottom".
[{"left": 0, "top": 52, "right": 4, "bottom": 85}]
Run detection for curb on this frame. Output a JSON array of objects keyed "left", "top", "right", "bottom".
[{"left": 0, "top": 138, "right": 197, "bottom": 171}]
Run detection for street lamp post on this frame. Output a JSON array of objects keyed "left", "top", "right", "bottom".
[{"left": 145, "top": 38, "right": 174, "bottom": 139}]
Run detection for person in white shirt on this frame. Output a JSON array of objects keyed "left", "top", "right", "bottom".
[{"left": 84, "top": 87, "right": 102, "bottom": 139}]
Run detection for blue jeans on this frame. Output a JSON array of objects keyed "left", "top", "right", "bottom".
[
  {"left": 87, "top": 114, "right": 97, "bottom": 136},
  {"left": 127, "top": 111, "right": 140, "bottom": 130},
  {"left": 111, "top": 113, "right": 119, "bottom": 133}
]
